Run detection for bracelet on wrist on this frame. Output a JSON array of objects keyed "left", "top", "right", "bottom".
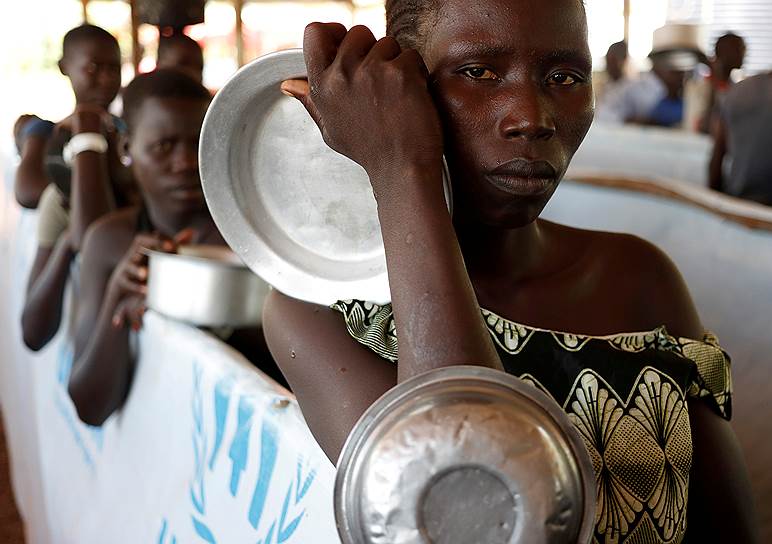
[{"left": 63, "top": 132, "right": 109, "bottom": 166}]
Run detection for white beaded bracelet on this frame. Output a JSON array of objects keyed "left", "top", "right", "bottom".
[{"left": 63, "top": 132, "right": 108, "bottom": 166}]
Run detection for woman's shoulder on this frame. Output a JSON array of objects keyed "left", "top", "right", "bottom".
[
  {"left": 80, "top": 207, "right": 141, "bottom": 263},
  {"left": 550, "top": 223, "right": 704, "bottom": 339}
]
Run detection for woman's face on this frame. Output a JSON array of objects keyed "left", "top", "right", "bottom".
[
  {"left": 127, "top": 97, "right": 209, "bottom": 217},
  {"left": 422, "top": 0, "right": 594, "bottom": 228}
]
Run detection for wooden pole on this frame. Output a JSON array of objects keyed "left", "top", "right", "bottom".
[
  {"left": 81, "top": 0, "right": 89, "bottom": 23},
  {"left": 130, "top": 0, "right": 141, "bottom": 74},
  {"left": 623, "top": 0, "right": 631, "bottom": 43},
  {"left": 234, "top": 0, "right": 245, "bottom": 67}
]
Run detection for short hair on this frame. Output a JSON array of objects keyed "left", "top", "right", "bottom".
[
  {"left": 385, "top": 0, "right": 586, "bottom": 52},
  {"left": 608, "top": 40, "right": 628, "bottom": 58},
  {"left": 157, "top": 33, "right": 203, "bottom": 63},
  {"left": 715, "top": 32, "right": 744, "bottom": 54},
  {"left": 121, "top": 69, "right": 211, "bottom": 133},
  {"left": 62, "top": 24, "right": 119, "bottom": 58},
  {"left": 385, "top": 0, "right": 440, "bottom": 51}
]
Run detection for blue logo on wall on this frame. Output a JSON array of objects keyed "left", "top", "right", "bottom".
[{"left": 160, "top": 363, "right": 316, "bottom": 543}]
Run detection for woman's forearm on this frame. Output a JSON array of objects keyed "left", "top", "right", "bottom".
[
  {"left": 68, "top": 290, "right": 133, "bottom": 426},
  {"left": 70, "top": 150, "right": 113, "bottom": 251},
  {"left": 374, "top": 162, "right": 502, "bottom": 382},
  {"left": 14, "top": 136, "right": 50, "bottom": 209},
  {"left": 21, "top": 238, "right": 74, "bottom": 351}
]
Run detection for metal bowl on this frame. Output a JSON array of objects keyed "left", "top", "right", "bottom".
[
  {"left": 335, "top": 366, "right": 596, "bottom": 544},
  {"left": 145, "top": 245, "right": 270, "bottom": 328},
  {"left": 200, "top": 48, "right": 452, "bottom": 305}
]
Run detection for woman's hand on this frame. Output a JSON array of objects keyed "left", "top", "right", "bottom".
[
  {"left": 281, "top": 23, "right": 444, "bottom": 191},
  {"left": 106, "top": 229, "right": 194, "bottom": 330},
  {"left": 56, "top": 104, "right": 116, "bottom": 137}
]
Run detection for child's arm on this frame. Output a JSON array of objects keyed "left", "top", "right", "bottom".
[
  {"left": 13, "top": 115, "right": 53, "bottom": 209},
  {"left": 21, "top": 232, "right": 74, "bottom": 351}
]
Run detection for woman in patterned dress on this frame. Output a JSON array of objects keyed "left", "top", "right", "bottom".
[{"left": 266, "top": 0, "right": 759, "bottom": 541}]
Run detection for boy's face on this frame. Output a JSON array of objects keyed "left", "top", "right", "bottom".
[{"left": 60, "top": 38, "right": 121, "bottom": 109}]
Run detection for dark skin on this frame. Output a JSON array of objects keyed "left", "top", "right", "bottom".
[
  {"left": 17, "top": 37, "right": 133, "bottom": 351},
  {"left": 21, "top": 231, "right": 74, "bottom": 351},
  {"left": 69, "top": 97, "right": 221, "bottom": 426},
  {"left": 269, "top": 0, "right": 758, "bottom": 540},
  {"left": 68, "top": 95, "right": 283, "bottom": 423},
  {"left": 14, "top": 35, "right": 123, "bottom": 210},
  {"left": 157, "top": 39, "right": 205, "bottom": 83}
]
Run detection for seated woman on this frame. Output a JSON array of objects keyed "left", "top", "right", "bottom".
[
  {"left": 265, "top": 1, "right": 759, "bottom": 542},
  {"left": 68, "top": 70, "right": 281, "bottom": 427}
]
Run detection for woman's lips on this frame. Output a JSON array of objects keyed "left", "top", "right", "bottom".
[
  {"left": 486, "top": 158, "right": 558, "bottom": 196},
  {"left": 485, "top": 174, "right": 555, "bottom": 196},
  {"left": 168, "top": 186, "right": 204, "bottom": 201}
]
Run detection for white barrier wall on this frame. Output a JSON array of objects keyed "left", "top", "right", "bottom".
[
  {"left": 568, "top": 123, "right": 712, "bottom": 185},
  {"left": 0, "top": 148, "right": 340, "bottom": 542}
]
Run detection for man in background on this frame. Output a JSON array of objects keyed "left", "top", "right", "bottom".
[
  {"left": 593, "top": 40, "right": 629, "bottom": 106},
  {"left": 156, "top": 32, "right": 204, "bottom": 83},
  {"left": 685, "top": 32, "right": 746, "bottom": 133},
  {"left": 709, "top": 72, "right": 772, "bottom": 206}
]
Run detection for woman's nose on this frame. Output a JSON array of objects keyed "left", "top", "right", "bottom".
[
  {"left": 497, "top": 85, "right": 556, "bottom": 142},
  {"left": 171, "top": 144, "right": 199, "bottom": 172}
]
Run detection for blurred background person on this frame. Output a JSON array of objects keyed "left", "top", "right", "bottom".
[
  {"left": 596, "top": 24, "right": 706, "bottom": 128},
  {"left": 593, "top": 40, "right": 630, "bottom": 107},
  {"left": 685, "top": 32, "right": 746, "bottom": 133},
  {"left": 156, "top": 31, "right": 205, "bottom": 83},
  {"left": 709, "top": 71, "right": 772, "bottom": 206}
]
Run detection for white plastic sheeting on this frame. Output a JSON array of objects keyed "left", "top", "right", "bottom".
[{"left": 568, "top": 123, "right": 713, "bottom": 185}]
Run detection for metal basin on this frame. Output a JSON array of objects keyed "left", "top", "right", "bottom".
[
  {"left": 200, "top": 48, "right": 452, "bottom": 305},
  {"left": 335, "top": 366, "right": 596, "bottom": 544},
  {"left": 145, "top": 245, "right": 270, "bottom": 328}
]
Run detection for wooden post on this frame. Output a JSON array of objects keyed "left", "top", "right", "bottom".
[
  {"left": 81, "top": 0, "right": 89, "bottom": 23},
  {"left": 130, "top": 0, "right": 141, "bottom": 74},
  {"left": 623, "top": 0, "right": 631, "bottom": 43},
  {"left": 234, "top": 0, "right": 245, "bottom": 67}
]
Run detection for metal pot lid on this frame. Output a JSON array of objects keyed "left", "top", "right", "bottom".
[
  {"left": 200, "top": 48, "right": 452, "bottom": 306},
  {"left": 335, "top": 366, "right": 596, "bottom": 544}
]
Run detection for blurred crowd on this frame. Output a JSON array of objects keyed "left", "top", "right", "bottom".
[{"left": 593, "top": 23, "right": 772, "bottom": 206}]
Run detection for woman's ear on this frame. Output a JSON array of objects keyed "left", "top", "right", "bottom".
[{"left": 119, "top": 133, "right": 132, "bottom": 167}]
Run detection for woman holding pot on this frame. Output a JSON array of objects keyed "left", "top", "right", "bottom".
[{"left": 264, "top": 0, "right": 759, "bottom": 542}]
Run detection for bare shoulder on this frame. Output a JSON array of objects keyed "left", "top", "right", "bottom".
[
  {"left": 582, "top": 227, "right": 704, "bottom": 338},
  {"left": 81, "top": 207, "right": 139, "bottom": 263}
]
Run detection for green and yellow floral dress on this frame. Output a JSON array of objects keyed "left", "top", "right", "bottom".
[{"left": 332, "top": 300, "right": 732, "bottom": 544}]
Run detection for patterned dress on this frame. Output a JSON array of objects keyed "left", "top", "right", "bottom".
[{"left": 331, "top": 300, "right": 732, "bottom": 544}]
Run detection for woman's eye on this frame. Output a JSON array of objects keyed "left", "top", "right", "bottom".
[
  {"left": 152, "top": 140, "right": 173, "bottom": 153},
  {"left": 548, "top": 72, "right": 581, "bottom": 86},
  {"left": 461, "top": 66, "right": 499, "bottom": 80}
]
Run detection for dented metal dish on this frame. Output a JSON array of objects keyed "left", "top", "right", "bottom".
[
  {"left": 199, "top": 48, "right": 452, "bottom": 305},
  {"left": 335, "top": 366, "right": 596, "bottom": 544},
  {"left": 146, "top": 245, "right": 269, "bottom": 328}
]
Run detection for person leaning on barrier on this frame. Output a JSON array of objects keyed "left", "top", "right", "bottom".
[
  {"left": 262, "top": 1, "right": 760, "bottom": 542},
  {"left": 67, "top": 70, "right": 283, "bottom": 427},
  {"left": 19, "top": 25, "right": 139, "bottom": 352},
  {"left": 13, "top": 24, "right": 135, "bottom": 215}
]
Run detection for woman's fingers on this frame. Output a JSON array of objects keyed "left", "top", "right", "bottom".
[
  {"left": 303, "top": 22, "right": 347, "bottom": 83},
  {"left": 172, "top": 228, "right": 196, "bottom": 247},
  {"left": 124, "top": 262, "right": 147, "bottom": 283},
  {"left": 280, "top": 79, "right": 324, "bottom": 128},
  {"left": 364, "top": 36, "right": 402, "bottom": 64},
  {"left": 333, "top": 25, "right": 377, "bottom": 74}
]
